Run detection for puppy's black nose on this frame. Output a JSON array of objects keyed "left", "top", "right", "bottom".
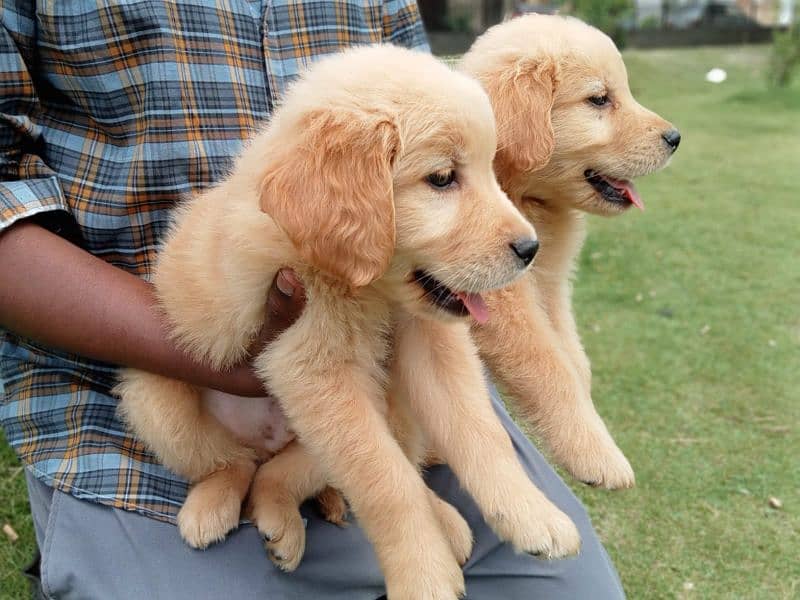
[
  {"left": 662, "top": 129, "right": 681, "bottom": 153},
  {"left": 510, "top": 238, "right": 539, "bottom": 266}
]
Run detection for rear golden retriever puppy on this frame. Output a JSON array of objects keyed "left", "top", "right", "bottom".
[
  {"left": 115, "top": 45, "right": 579, "bottom": 599},
  {"left": 460, "top": 15, "right": 680, "bottom": 489}
]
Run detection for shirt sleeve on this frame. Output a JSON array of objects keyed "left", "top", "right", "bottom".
[
  {"left": 0, "top": 1, "right": 71, "bottom": 234},
  {"left": 383, "top": 0, "right": 431, "bottom": 52}
]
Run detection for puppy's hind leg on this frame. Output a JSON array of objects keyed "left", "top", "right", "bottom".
[
  {"left": 315, "top": 485, "right": 349, "bottom": 527},
  {"left": 115, "top": 371, "right": 256, "bottom": 548}
]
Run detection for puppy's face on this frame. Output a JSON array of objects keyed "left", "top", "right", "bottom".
[
  {"left": 462, "top": 15, "right": 680, "bottom": 216},
  {"left": 542, "top": 33, "right": 678, "bottom": 215},
  {"left": 259, "top": 46, "right": 536, "bottom": 323},
  {"left": 388, "top": 92, "right": 537, "bottom": 323}
]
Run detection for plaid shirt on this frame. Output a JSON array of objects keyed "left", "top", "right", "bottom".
[{"left": 0, "top": 0, "right": 428, "bottom": 523}]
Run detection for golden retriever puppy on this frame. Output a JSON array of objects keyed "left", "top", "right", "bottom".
[
  {"left": 115, "top": 45, "right": 578, "bottom": 599},
  {"left": 459, "top": 15, "right": 680, "bottom": 489}
]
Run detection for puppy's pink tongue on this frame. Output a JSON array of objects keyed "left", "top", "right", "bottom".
[
  {"left": 455, "top": 292, "right": 489, "bottom": 324},
  {"left": 608, "top": 176, "right": 644, "bottom": 211}
]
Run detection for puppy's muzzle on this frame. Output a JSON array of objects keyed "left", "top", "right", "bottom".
[
  {"left": 510, "top": 238, "right": 539, "bottom": 267},
  {"left": 662, "top": 129, "right": 681, "bottom": 153}
]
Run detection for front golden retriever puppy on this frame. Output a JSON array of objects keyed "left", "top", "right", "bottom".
[
  {"left": 460, "top": 15, "right": 680, "bottom": 489},
  {"left": 114, "top": 45, "right": 577, "bottom": 600}
]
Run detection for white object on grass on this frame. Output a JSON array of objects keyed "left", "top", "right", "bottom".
[{"left": 705, "top": 68, "right": 727, "bottom": 84}]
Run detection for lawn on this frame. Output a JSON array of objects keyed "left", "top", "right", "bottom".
[
  {"left": 1, "top": 44, "right": 798, "bottom": 598},
  {"left": 568, "top": 44, "right": 800, "bottom": 598}
]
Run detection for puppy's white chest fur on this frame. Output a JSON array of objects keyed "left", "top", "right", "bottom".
[{"left": 201, "top": 389, "right": 295, "bottom": 459}]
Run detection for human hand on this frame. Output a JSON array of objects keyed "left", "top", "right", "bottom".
[{"left": 219, "top": 269, "right": 306, "bottom": 396}]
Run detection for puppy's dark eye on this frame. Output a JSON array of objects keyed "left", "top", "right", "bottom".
[
  {"left": 426, "top": 169, "right": 457, "bottom": 189},
  {"left": 589, "top": 95, "right": 610, "bottom": 107}
]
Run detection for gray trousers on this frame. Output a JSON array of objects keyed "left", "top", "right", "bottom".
[{"left": 26, "top": 392, "right": 625, "bottom": 600}]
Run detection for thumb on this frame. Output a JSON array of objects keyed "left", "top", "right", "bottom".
[{"left": 256, "top": 269, "right": 307, "bottom": 352}]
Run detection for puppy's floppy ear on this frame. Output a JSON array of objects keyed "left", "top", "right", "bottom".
[
  {"left": 260, "top": 110, "right": 400, "bottom": 287},
  {"left": 484, "top": 55, "right": 558, "bottom": 173}
]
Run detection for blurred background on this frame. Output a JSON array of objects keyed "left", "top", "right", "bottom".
[{"left": 419, "top": 0, "right": 796, "bottom": 54}]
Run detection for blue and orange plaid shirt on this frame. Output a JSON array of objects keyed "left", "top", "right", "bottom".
[{"left": 0, "top": 0, "right": 428, "bottom": 523}]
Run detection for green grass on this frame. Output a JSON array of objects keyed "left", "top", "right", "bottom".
[
  {"left": 1, "top": 44, "right": 798, "bottom": 598},
  {"left": 0, "top": 431, "right": 34, "bottom": 597},
  {"left": 569, "top": 45, "right": 800, "bottom": 599}
]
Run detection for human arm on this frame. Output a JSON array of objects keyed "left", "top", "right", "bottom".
[{"left": 0, "top": 221, "right": 305, "bottom": 397}]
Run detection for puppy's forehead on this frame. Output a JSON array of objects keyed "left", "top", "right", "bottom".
[
  {"left": 465, "top": 14, "right": 628, "bottom": 95},
  {"left": 278, "top": 46, "right": 496, "bottom": 165},
  {"left": 572, "top": 34, "right": 626, "bottom": 80},
  {"left": 424, "top": 74, "right": 496, "bottom": 153}
]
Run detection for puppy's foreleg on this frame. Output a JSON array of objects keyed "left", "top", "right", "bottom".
[
  {"left": 386, "top": 379, "right": 474, "bottom": 566},
  {"left": 395, "top": 317, "right": 580, "bottom": 559},
  {"left": 538, "top": 278, "right": 592, "bottom": 392},
  {"left": 256, "top": 300, "right": 464, "bottom": 600},
  {"left": 473, "top": 279, "right": 634, "bottom": 489}
]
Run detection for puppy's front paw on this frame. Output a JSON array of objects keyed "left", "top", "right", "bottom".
[
  {"left": 178, "top": 485, "right": 242, "bottom": 549},
  {"left": 487, "top": 491, "right": 581, "bottom": 559},
  {"left": 385, "top": 556, "right": 465, "bottom": 600},
  {"left": 556, "top": 429, "right": 634, "bottom": 490},
  {"left": 248, "top": 493, "right": 306, "bottom": 572},
  {"left": 428, "top": 493, "right": 473, "bottom": 565}
]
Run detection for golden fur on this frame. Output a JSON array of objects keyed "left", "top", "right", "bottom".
[
  {"left": 459, "top": 15, "right": 679, "bottom": 488},
  {"left": 205, "top": 15, "right": 680, "bottom": 579},
  {"left": 115, "top": 45, "right": 581, "bottom": 600}
]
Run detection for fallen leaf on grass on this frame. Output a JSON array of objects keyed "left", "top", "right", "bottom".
[{"left": 2, "top": 523, "right": 18, "bottom": 542}]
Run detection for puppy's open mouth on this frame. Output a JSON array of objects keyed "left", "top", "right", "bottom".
[
  {"left": 584, "top": 170, "right": 644, "bottom": 210},
  {"left": 411, "top": 270, "right": 489, "bottom": 324}
]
